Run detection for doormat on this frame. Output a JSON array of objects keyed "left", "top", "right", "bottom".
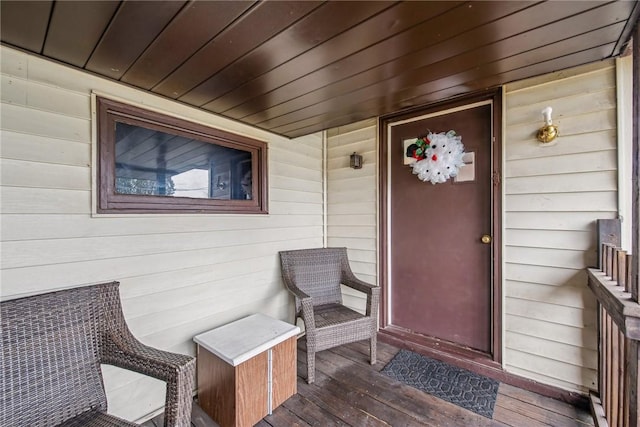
[{"left": 381, "top": 349, "right": 499, "bottom": 418}]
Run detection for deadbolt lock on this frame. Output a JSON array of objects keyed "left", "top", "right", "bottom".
[{"left": 481, "top": 234, "right": 492, "bottom": 244}]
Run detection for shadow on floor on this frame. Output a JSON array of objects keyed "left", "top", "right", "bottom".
[{"left": 141, "top": 401, "right": 218, "bottom": 427}]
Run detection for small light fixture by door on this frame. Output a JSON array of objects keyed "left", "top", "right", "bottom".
[
  {"left": 536, "top": 106, "right": 559, "bottom": 145},
  {"left": 350, "top": 152, "right": 363, "bottom": 169}
]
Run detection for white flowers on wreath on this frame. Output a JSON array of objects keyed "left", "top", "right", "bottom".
[{"left": 406, "top": 130, "right": 465, "bottom": 184}]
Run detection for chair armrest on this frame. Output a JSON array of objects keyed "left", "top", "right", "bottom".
[
  {"left": 341, "top": 272, "right": 380, "bottom": 319},
  {"left": 284, "top": 284, "right": 316, "bottom": 330},
  {"left": 341, "top": 274, "right": 379, "bottom": 296},
  {"left": 286, "top": 283, "right": 311, "bottom": 302},
  {"left": 103, "top": 334, "right": 195, "bottom": 427}
]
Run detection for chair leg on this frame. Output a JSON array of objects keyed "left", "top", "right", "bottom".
[
  {"left": 370, "top": 334, "right": 377, "bottom": 365},
  {"left": 306, "top": 348, "right": 316, "bottom": 384}
]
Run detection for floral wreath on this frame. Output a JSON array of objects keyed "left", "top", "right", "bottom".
[{"left": 406, "top": 130, "right": 465, "bottom": 184}]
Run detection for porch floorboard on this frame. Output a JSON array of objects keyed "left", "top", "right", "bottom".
[{"left": 144, "top": 339, "right": 594, "bottom": 427}]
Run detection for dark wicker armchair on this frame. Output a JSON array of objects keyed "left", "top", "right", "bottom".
[
  {"left": 0, "top": 281, "right": 195, "bottom": 427},
  {"left": 279, "top": 247, "right": 380, "bottom": 383}
]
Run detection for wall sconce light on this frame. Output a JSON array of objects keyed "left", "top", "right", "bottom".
[
  {"left": 350, "top": 152, "right": 363, "bottom": 169},
  {"left": 216, "top": 175, "right": 228, "bottom": 190},
  {"left": 536, "top": 106, "right": 559, "bottom": 144}
]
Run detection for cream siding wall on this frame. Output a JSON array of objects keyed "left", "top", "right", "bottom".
[
  {"left": 323, "top": 61, "right": 620, "bottom": 396},
  {"left": 503, "top": 60, "right": 618, "bottom": 393},
  {"left": 326, "top": 119, "right": 378, "bottom": 313},
  {"left": 0, "top": 46, "right": 324, "bottom": 422}
]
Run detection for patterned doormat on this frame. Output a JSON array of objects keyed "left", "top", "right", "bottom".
[{"left": 381, "top": 349, "right": 500, "bottom": 418}]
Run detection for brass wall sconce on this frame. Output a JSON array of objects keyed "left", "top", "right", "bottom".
[
  {"left": 536, "top": 106, "right": 559, "bottom": 144},
  {"left": 350, "top": 152, "right": 363, "bottom": 169}
]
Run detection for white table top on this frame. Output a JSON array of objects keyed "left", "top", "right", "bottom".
[{"left": 193, "top": 313, "right": 300, "bottom": 366}]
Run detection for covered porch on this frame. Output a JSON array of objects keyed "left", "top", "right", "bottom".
[{"left": 1, "top": 1, "right": 640, "bottom": 426}]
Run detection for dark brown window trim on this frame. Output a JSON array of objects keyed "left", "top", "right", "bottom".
[{"left": 96, "top": 96, "right": 268, "bottom": 214}]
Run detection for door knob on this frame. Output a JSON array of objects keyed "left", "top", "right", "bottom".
[{"left": 481, "top": 234, "right": 492, "bottom": 244}]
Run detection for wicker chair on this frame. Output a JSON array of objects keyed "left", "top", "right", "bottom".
[
  {"left": 279, "top": 247, "right": 380, "bottom": 384},
  {"left": 0, "top": 281, "right": 195, "bottom": 427}
]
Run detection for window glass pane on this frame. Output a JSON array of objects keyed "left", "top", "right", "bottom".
[
  {"left": 115, "top": 122, "right": 252, "bottom": 200},
  {"left": 454, "top": 152, "right": 475, "bottom": 183}
]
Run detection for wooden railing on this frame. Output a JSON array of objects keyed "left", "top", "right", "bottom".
[{"left": 587, "top": 220, "right": 640, "bottom": 427}]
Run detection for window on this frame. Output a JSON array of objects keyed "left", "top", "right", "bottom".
[{"left": 96, "top": 97, "right": 267, "bottom": 214}]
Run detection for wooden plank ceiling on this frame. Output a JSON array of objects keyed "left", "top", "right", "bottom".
[{"left": 1, "top": 1, "right": 638, "bottom": 138}]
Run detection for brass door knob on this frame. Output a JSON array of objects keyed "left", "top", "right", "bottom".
[{"left": 481, "top": 234, "right": 492, "bottom": 244}]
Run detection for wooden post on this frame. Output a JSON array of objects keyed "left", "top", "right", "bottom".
[
  {"left": 607, "top": 314, "right": 613, "bottom": 419},
  {"left": 598, "top": 219, "right": 621, "bottom": 269},
  {"left": 632, "top": 14, "right": 639, "bottom": 303},
  {"left": 630, "top": 19, "right": 640, "bottom": 425},
  {"left": 611, "top": 321, "right": 620, "bottom": 427},
  {"left": 626, "top": 339, "right": 639, "bottom": 427},
  {"left": 630, "top": 254, "right": 636, "bottom": 294},
  {"left": 618, "top": 331, "right": 628, "bottom": 427},
  {"left": 619, "top": 250, "right": 628, "bottom": 291},
  {"left": 600, "top": 305, "right": 606, "bottom": 411}
]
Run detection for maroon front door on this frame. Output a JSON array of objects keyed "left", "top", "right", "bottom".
[{"left": 388, "top": 103, "right": 494, "bottom": 354}]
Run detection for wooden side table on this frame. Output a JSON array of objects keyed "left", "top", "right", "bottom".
[{"left": 193, "top": 314, "right": 300, "bottom": 427}]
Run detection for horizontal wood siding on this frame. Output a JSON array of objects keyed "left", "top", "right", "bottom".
[
  {"left": 503, "top": 61, "right": 618, "bottom": 394},
  {"left": 0, "top": 46, "right": 323, "bottom": 422},
  {"left": 326, "top": 119, "right": 378, "bottom": 314}
]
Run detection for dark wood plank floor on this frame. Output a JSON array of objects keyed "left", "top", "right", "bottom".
[{"left": 144, "top": 339, "right": 594, "bottom": 427}]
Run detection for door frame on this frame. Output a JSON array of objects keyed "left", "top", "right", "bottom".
[{"left": 378, "top": 89, "right": 503, "bottom": 367}]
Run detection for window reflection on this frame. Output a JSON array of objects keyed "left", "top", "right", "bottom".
[{"left": 114, "top": 122, "right": 252, "bottom": 200}]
